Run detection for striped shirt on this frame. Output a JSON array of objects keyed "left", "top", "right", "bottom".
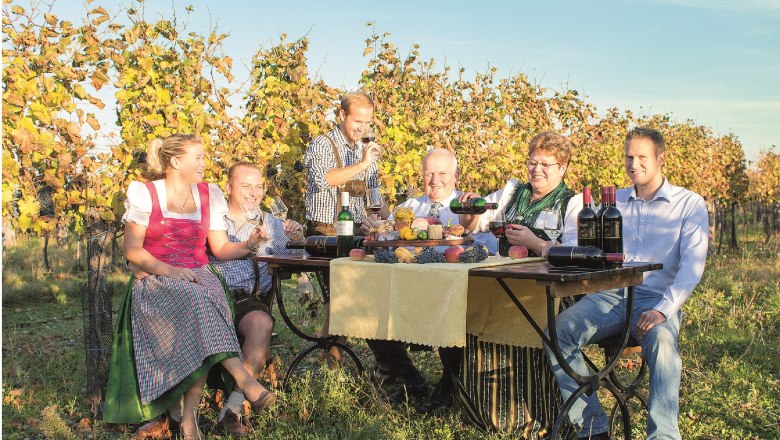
[
  {"left": 210, "top": 212, "right": 303, "bottom": 294},
  {"left": 304, "top": 126, "right": 379, "bottom": 224}
]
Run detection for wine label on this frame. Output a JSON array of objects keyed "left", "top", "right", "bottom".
[
  {"left": 578, "top": 223, "right": 596, "bottom": 238},
  {"left": 603, "top": 222, "right": 621, "bottom": 239},
  {"left": 336, "top": 220, "right": 354, "bottom": 236}
]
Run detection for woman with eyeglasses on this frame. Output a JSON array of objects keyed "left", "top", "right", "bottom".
[{"left": 457, "top": 131, "right": 582, "bottom": 437}]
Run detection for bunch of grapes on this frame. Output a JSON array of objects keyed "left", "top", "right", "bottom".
[
  {"left": 416, "top": 246, "right": 445, "bottom": 264},
  {"left": 373, "top": 249, "right": 398, "bottom": 264},
  {"left": 460, "top": 245, "right": 489, "bottom": 263}
]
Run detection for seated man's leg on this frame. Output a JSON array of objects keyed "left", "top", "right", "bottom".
[
  {"left": 238, "top": 309, "right": 274, "bottom": 377},
  {"left": 417, "top": 346, "right": 462, "bottom": 413},
  {"left": 366, "top": 339, "right": 427, "bottom": 402},
  {"left": 630, "top": 297, "right": 682, "bottom": 440},
  {"left": 219, "top": 301, "right": 274, "bottom": 435},
  {"left": 545, "top": 289, "right": 626, "bottom": 436}
]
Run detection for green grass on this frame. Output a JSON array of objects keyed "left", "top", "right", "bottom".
[{"left": 2, "top": 228, "right": 779, "bottom": 439}]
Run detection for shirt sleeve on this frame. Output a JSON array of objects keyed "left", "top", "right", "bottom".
[
  {"left": 304, "top": 138, "right": 337, "bottom": 190},
  {"left": 654, "top": 195, "right": 710, "bottom": 318},
  {"left": 475, "top": 179, "right": 518, "bottom": 233},
  {"left": 123, "top": 181, "right": 152, "bottom": 226},
  {"left": 560, "top": 193, "right": 583, "bottom": 246},
  {"left": 209, "top": 184, "right": 228, "bottom": 231}
]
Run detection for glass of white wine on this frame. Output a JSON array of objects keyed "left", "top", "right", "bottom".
[
  {"left": 270, "top": 196, "right": 288, "bottom": 221},
  {"left": 241, "top": 203, "right": 263, "bottom": 227},
  {"left": 541, "top": 201, "right": 563, "bottom": 243}
]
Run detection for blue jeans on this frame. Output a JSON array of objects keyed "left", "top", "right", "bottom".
[{"left": 544, "top": 289, "right": 682, "bottom": 439}]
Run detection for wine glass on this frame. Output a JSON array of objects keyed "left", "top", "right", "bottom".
[
  {"left": 360, "top": 127, "right": 384, "bottom": 158},
  {"left": 241, "top": 203, "right": 263, "bottom": 227},
  {"left": 270, "top": 196, "right": 288, "bottom": 221},
  {"left": 367, "top": 189, "right": 384, "bottom": 216},
  {"left": 489, "top": 209, "right": 507, "bottom": 239},
  {"left": 360, "top": 126, "right": 376, "bottom": 145},
  {"left": 541, "top": 201, "right": 563, "bottom": 243}
]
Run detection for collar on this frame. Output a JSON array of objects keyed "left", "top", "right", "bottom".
[
  {"left": 627, "top": 177, "right": 672, "bottom": 203},
  {"left": 424, "top": 190, "right": 459, "bottom": 208}
]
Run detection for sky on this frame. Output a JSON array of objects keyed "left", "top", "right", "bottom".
[{"left": 45, "top": 0, "right": 780, "bottom": 163}]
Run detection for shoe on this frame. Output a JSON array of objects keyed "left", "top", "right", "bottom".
[
  {"left": 250, "top": 390, "right": 277, "bottom": 413},
  {"left": 135, "top": 413, "right": 179, "bottom": 439},
  {"left": 218, "top": 408, "right": 252, "bottom": 437},
  {"left": 416, "top": 385, "right": 454, "bottom": 414},
  {"left": 369, "top": 364, "right": 397, "bottom": 385},
  {"left": 387, "top": 381, "right": 428, "bottom": 405},
  {"left": 581, "top": 432, "right": 611, "bottom": 440}
]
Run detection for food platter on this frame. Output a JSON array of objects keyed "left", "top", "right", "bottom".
[{"left": 362, "top": 237, "right": 473, "bottom": 248}]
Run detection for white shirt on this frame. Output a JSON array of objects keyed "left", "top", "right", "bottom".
[
  {"left": 618, "top": 178, "right": 709, "bottom": 318},
  {"left": 391, "top": 190, "right": 498, "bottom": 254},
  {"left": 475, "top": 178, "right": 583, "bottom": 246},
  {"left": 123, "top": 180, "right": 228, "bottom": 230}
]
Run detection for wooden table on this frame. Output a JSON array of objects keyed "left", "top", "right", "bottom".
[{"left": 468, "top": 261, "right": 662, "bottom": 440}]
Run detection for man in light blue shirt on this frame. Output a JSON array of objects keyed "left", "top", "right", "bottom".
[{"left": 546, "top": 127, "right": 709, "bottom": 440}]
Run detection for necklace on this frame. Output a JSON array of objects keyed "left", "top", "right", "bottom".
[{"left": 169, "top": 185, "right": 190, "bottom": 212}]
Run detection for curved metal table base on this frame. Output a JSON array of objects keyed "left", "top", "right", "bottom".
[{"left": 260, "top": 257, "right": 366, "bottom": 392}]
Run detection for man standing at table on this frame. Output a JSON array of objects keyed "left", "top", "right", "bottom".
[
  {"left": 303, "top": 91, "right": 387, "bottom": 363},
  {"left": 209, "top": 162, "right": 304, "bottom": 436},
  {"left": 546, "top": 127, "right": 709, "bottom": 440},
  {"left": 362, "top": 148, "right": 496, "bottom": 414},
  {"left": 304, "top": 90, "right": 387, "bottom": 236}
]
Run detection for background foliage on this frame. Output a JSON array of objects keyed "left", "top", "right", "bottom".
[{"left": 3, "top": 1, "right": 777, "bottom": 239}]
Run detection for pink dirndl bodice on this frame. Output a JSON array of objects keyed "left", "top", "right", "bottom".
[{"left": 142, "top": 181, "right": 210, "bottom": 268}]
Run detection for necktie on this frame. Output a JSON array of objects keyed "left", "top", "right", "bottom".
[{"left": 428, "top": 202, "right": 443, "bottom": 218}]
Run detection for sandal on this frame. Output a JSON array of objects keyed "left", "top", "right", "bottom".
[
  {"left": 249, "top": 390, "right": 277, "bottom": 413},
  {"left": 135, "top": 412, "right": 179, "bottom": 439}
]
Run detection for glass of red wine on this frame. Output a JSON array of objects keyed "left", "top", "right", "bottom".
[
  {"left": 361, "top": 127, "right": 384, "bottom": 157},
  {"left": 489, "top": 209, "right": 507, "bottom": 239},
  {"left": 367, "top": 188, "right": 384, "bottom": 216}
]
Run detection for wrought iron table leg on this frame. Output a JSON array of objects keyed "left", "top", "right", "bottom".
[
  {"left": 492, "top": 278, "right": 637, "bottom": 440},
  {"left": 271, "top": 268, "right": 364, "bottom": 390}
]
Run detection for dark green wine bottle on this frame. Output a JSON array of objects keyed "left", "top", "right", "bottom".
[
  {"left": 336, "top": 191, "right": 354, "bottom": 257},
  {"left": 450, "top": 197, "right": 499, "bottom": 214}
]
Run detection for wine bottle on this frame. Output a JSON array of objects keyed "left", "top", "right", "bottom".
[
  {"left": 602, "top": 187, "right": 623, "bottom": 254},
  {"left": 547, "top": 245, "right": 623, "bottom": 268},
  {"left": 594, "top": 186, "right": 609, "bottom": 251},
  {"left": 336, "top": 191, "right": 354, "bottom": 257},
  {"left": 286, "top": 236, "right": 365, "bottom": 258},
  {"left": 450, "top": 197, "right": 499, "bottom": 214},
  {"left": 577, "top": 187, "right": 598, "bottom": 247}
]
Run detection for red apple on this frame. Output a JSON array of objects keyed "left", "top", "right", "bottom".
[
  {"left": 444, "top": 245, "right": 465, "bottom": 263},
  {"left": 349, "top": 248, "right": 367, "bottom": 261},
  {"left": 425, "top": 216, "right": 442, "bottom": 225},
  {"left": 508, "top": 245, "right": 529, "bottom": 259}
]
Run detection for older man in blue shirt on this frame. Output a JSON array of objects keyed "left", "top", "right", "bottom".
[{"left": 546, "top": 127, "right": 709, "bottom": 440}]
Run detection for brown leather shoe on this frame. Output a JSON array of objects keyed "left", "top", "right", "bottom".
[
  {"left": 249, "top": 390, "right": 277, "bottom": 413},
  {"left": 218, "top": 408, "right": 252, "bottom": 437},
  {"left": 135, "top": 414, "right": 179, "bottom": 439}
]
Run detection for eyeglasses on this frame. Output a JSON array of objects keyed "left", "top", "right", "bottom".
[{"left": 526, "top": 161, "right": 559, "bottom": 170}]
